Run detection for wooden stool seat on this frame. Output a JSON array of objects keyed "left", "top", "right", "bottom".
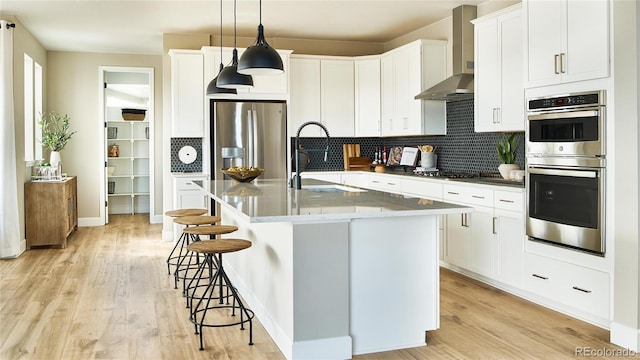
[
  {"left": 173, "top": 216, "right": 221, "bottom": 226},
  {"left": 188, "top": 239, "right": 251, "bottom": 254},
  {"left": 183, "top": 225, "right": 238, "bottom": 237},
  {"left": 165, "top": 208, "right": 208, "bottom": 217}
]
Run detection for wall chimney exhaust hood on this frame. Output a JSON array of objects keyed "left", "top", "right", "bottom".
[{"left": 415, "top": 5, "right": 477, "bottom": 102}]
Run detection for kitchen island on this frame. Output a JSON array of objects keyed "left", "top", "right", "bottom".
[{"left": 194, "top": 179, "right": 471, "bottom": 359}]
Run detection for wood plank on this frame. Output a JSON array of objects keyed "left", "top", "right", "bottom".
[{"left": 0, "top": 214, "right": 627, "bottom": 360}]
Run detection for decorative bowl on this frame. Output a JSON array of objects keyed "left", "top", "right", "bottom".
[
  {"left": 107, "top": 166, "right": 116, "bottom": 176},
  {"left": 222, "top": 167, "right": 264, "bottom": 183}
]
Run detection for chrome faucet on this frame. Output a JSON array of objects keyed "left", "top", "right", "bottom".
[{"left": 291, "top": 121, "right": 330, "bottom": 189}]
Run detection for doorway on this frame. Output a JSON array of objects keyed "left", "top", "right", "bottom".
[{"left": 99, "top": 67, "right": 154, "bottom": 224}]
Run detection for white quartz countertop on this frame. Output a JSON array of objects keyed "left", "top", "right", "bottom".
[{"left": 194, "top": 178, "right": 472, "bottom": 223}]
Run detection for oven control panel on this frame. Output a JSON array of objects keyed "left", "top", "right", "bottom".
[{"left": 528, "top": 91, "right": 604, "bottom": 111}]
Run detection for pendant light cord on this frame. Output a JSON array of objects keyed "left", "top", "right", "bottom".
[
  {"left": 259, "top": 0, "right": 262, "bottom": 25},
  {"left": 233, "top": 0, "right": 237, "bottom": 49},
  {"left": 219, "top": 0, "right": 223, "bottom": 61}
]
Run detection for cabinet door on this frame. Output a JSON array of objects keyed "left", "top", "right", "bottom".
[
  {"left": 289, "top": 58, "right": 322, "bottom": 137},
  {"left": 498, "top": 11, "right": 524, "bottom": 132},
  {"left": 494, "top": 209, "right": 524, "bottom": 288},
  {"left": 170, "top": 52, "right": 204, "bottom": 137},
  {"left": 445, "top": 213, "right": 468, "bottom": 268},
  {"left": 354, "top": 58, "right": 381, "bottom": 137},
  {"left": 525, "top": 0, "right": 564, "bottom": 87},
  {"left": 380, "top": 55, "right": 395, "bottom": 136},
  {"left": 467, "top": 206, "right": 495, "bottom": 278},
  {"left": 393, "top": 47, "right": 411, "bottom": 135},
  {"left": 321, "top": 59, "right": 355, "bottom": 137},
  {"left": 563, "top": 0, "right": 609, "bottom": 83},
  {"left": 474, "top": 17, "right": 500, "bottom": 132}
]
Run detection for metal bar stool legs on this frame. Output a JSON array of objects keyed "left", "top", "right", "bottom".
[
  {"left": 186, "top": 239, "right": 254, "bottom": 350},
  {"left": 164, "top": 209, "right": 209, "bottom": 275}
]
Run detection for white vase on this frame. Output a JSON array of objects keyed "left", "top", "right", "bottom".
[
  {"left": 50, "top": 151, "right": 61, "bottom": 166},
  {"left": 498, "top": 163, "right": 519, "bottom": 179}
]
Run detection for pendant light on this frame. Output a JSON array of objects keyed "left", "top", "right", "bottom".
[
  {"left": 206, "top": 0, "right": 237, "bottom": 96},
  {"left": 217, "top": 0, "right": 253, "bottom": 89},
  {"left": 238, "top": 0, "right": 284, "bottom": 75}
]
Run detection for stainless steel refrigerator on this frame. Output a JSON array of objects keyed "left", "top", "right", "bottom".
[{"left": 211, "top": 100, "right": 287, "bottom": 180}]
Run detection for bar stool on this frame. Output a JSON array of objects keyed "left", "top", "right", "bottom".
[
  {"left": 168, "top": 215, "right": 221, "bottom": 288},
  {"left": 178, "top": 225, "right": 238, "bottom": 297},
  {"left": 165, "top": 208, "right": 209, "bottom": 275},
  {"left": 187, "top": 239, "right": 254, "bottom": 350}
]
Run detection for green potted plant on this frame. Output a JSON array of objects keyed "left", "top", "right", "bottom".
[
  {"left": 496, "top": 133, "right": 520, "bottom": 179},
  {"left": 38, "top": 111, "right": 76, "bottom": 166}
]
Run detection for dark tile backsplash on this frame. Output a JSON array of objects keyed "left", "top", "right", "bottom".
[
  {"left": 292, "top": 99, "right": 525, "bottom": 174},
  {"left": 171, "top": 138, "right": 203, "bottom": 172}
]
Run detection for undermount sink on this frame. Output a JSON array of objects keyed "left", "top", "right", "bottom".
[{"left": 302, "top": 185, "right": 367, "bottom": 193}]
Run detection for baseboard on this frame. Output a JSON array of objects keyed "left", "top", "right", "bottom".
[
  {"left": 610, "top": 322, "right": 640, "bottom": 353},
  {"left": 79, "top": 217, "right": 103, "bottom": 227}
]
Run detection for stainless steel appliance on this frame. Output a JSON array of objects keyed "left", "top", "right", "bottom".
[
  {"left": 525, "top": 91, "right": 606, "bottom": 255},
  {"left": 210, "top": 100, "right": 287, "bottom": 180}
]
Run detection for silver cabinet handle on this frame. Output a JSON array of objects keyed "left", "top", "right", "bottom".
[
  {"left": 492, "top": 108, "right": 498, "bottom": 123},
  {"left": 532, "top": 274, "right": 548, "bottom": 280},
  {"left": 499, "top": 199, "right": 514, "bottom": 203},
  {"left": 554, "top": 54, "right": 560, "bottom": 74},
  {"left": 472, "top": 195, "right": 485, "bottom": 199},
  {"left": 387, "top": 182, "right": 396, "bottom": 186},
  {"left": 447, "top": 191, "right": 459, "bottom": 195},
  {"left": 572, "top": 286, "right": 592, "bottom": 294},
  {"left": 560, "top": 53, "right": 566, "bottom": 73},
  {"left": 492, "top": 217, "right": 497, "bottom": 234}
]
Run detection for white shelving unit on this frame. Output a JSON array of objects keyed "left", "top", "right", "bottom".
[{"left": 104, "top": 72, "right": 152, "bottom": 214}]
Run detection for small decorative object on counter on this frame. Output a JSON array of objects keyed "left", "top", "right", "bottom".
[
  {"left": 109, "top": 144, "right": 120, "bottom": 157},
  {"left": 222, "top": 166, "right": 264, "bottom": 183},
  {"left": 38, "top": 111, "right": 76, "bottom": 169},
  {"left": 496, "top": 133, "right": 520, "bottom": 179}
]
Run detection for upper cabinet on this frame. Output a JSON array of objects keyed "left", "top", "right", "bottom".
[
  {"left": 289, "top": 55, "right": 354, "bottom": 137},
  {"left": 169, "top": 50, "right": 204, "bottom": 137},
  {"left": 381, "top": 40, "right": 447, "bottom": 136},
  {"left": 473, "top": 4, "right": 524, "bottom": 132},
  {"left": 354, "top": 57, "right": 381, "bottom": 137},
  {"left": 524, "top": 0, "right": 610, "bottom": 88},
  {"left": 201, "top": 46, "right": 291, "bottom": 99}
]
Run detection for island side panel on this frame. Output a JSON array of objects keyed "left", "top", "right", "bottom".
[
  {"left": 218, "top": 206, "right": 296, "bottom": 359},
  {"left": 291, "top": 222, "right": 352, "bottom": 359},
  {"left": 350, "top": 215, "right": 440, "bottom": 355}
]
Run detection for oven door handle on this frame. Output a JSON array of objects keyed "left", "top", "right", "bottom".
[
  {"left": 528, "top": 109, "right": 599, "bottom": 121},
  {"left": 528, "top": 167, "right": 598, "bottom": 178}
]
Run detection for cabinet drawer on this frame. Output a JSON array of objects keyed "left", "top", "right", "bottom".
[
  {"left": 401, "top": 178, "right": 443, "bottom": 200},
  {"left": 368, "top": 176, "right": 402, "bottom": 194},
  {"left": 443, "top": 184, "right": 493, "bottom": 207},
  {"left": 494, "top": 190, "right": 524, "bottom": 212},
  {"left": 175, "top": 178, "right": 205, "bottom": 191},
  {"left": 524, "top": 252, "right": 610, "bottom": 319}
]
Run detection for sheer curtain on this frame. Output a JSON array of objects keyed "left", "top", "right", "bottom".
[{"left": 0, "top": 20, "right": 21, "bottom": 258}]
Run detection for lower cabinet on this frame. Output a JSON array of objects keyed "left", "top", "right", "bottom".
[
  {"left": 25, "top": 176, "right": 78, "bottom": 248},
  {"left": 173, "top": 176, "right": 209, "bottom": 211},
  {"left": 524, "top": 252, "right": 610, "bottom": 320}
]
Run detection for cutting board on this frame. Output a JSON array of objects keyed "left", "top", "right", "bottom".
[{"left": 343, "top": 144, "right": 361, "bottom": 169}]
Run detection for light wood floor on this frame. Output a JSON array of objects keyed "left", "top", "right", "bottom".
[{"left": 0, "top": 214, "right": 631, "bottom": 360}]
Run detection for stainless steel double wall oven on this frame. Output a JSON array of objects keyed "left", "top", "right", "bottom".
[{"left": 526, "top": 91, "right": 606, "bottom": 255}]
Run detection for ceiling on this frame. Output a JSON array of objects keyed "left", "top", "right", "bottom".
[{"left": 1, "top": 0, "right": 486, "bottom": 55}]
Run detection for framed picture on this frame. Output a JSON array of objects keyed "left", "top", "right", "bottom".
[{"left": 387, "top": 146, "right": 403, "bottom": 166}]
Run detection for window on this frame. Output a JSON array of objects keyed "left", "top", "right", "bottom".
[{"left": 24, "top": 53, "right": 43, "bottom": 164}]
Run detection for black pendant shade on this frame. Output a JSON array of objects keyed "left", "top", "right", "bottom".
[
  {"left": 206, "top": 63, "right": 237, "bottom": 96},
  {"left": 217, "top": 48, "right": 254, "bottom": 89},
  {"left": 238, "top": 24, "right": 284, "bottom": 75}
]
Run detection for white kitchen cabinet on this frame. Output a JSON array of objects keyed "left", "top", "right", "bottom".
[
  {"left": 354, "top": 57, "right": 381, "bottom": 137},
  {"left": 169, "top": 50, "right": 204, "bottom": 137},
  {"left": 341, "top": 172, "right": 366, "bottom": 188},
  {"left": 172, "top": 175, "right": 209, "bottom": 238},
  {"left": 524, "top": 0, "right": 610, "bottom": 88},
  {"left": 524, "top": 252, "right": 610, "bottom": 320},
  {"left": 381, "top": 40, "right": 447, "bottom": 136},
  {"left": 289, "top": 56, "right": 354, "bottom": 137},
  {"left": 367, "top": 173, "right": 402, "bottom": 194},
  {"left": 300, "top": 171, "right": 342, "bottom": 184},
  {"left": 493, "top": 190, "right": 525, "bottom": 288},
  {"left": 473, "top": 5, "right": 524, "bottom": 132}
]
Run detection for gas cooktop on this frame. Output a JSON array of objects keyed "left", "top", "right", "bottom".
[{"left": 412, "top": 170, "right": 480, "bottom": 179}]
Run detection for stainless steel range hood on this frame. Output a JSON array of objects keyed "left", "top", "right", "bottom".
[{"left": 415, "top": 5, "right": 477, "bottom": 102}]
